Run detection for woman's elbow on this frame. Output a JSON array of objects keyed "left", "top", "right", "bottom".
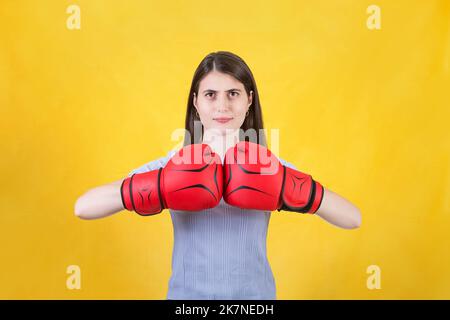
[
  {"left": 74, "top": 196, "right": 91, "bottom": 220},
  {"left": 74, "top": 198, "right": 84, "bottom": 219},
  {"left": 346, "top": 207, "right": 362, "bottom": 229}
]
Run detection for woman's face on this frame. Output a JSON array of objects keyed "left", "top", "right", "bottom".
[{"left": 193, "top": 71, "right": 253, "bottom": 134}]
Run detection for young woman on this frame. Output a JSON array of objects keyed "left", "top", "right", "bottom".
[{"left": 74, "top": 51, "right": 362, "bottom": 300}]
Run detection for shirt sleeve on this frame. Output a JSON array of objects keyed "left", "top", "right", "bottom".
[
  {"left": 127, "top": 149, "right": 178, "bottom": 177},
  {"left": 278, "top": 158, "right": 297, "bottom": 170}
]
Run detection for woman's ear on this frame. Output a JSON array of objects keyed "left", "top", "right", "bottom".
[
  {"left": 248, "top": 90, "right": 253, "bottom": 107},
  {"left": 193, "top": 92, "right": 197, "bottom": 108}
]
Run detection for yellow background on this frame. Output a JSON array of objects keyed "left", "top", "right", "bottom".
[{"left": 1, "top": 0, "right": 449, "bottom": 299}]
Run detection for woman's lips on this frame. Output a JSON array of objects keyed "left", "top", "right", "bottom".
[{"left": 214, "top": 117, "right": 233, "bottom": 124}]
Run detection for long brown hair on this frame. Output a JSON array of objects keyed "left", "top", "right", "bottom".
[{"left": 183, "top": 51, "right": 267, "bottom": 147}]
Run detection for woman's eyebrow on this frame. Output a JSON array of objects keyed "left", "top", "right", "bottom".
[{"left": 202, "top": 88, "right": 242, "bottom": 93}]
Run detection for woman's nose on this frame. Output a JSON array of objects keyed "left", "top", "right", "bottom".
[{"left": 216, "top": 95, "right": 231, "bottom": 112}]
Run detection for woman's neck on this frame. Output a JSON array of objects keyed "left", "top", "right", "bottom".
[{"left": 202, "top": 128, "right": 240, "bottom": 160}]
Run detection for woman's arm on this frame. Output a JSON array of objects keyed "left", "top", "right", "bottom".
[
  {"left": 74, "top": 179, "right": 125, "bottom": 220},
  {"left": 315, "top": 188, "right": 362, "bottom": 229}
]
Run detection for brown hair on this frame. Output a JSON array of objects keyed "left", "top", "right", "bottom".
[{"left": 183, "top": 51, "right": 267, "bottom": 147}]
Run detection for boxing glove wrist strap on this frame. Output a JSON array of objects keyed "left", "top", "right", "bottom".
[
  {"left": 120, "top": 168, "right": 164, "bottom": 216},
  {"left": 277, "top": 166, "right": 325, "bottom": 214}
]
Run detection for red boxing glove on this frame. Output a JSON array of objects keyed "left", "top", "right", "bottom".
[
  {"left": 121, "top": 144, "right": 223, "bottom": 216},
  {"left": 223, "top": 141, "right": 324, "bottom": 214}
]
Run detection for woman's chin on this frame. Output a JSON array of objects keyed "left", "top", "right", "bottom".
[{"left": 205, "top": 127, "right": 238, "bottom": 136}]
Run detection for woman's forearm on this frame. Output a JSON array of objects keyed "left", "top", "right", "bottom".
[
  {"left": 74, "top": 179, "right": 125, "bottom": 220},
  {"left": 315, "top": 188, "right": 362, "bottom": 229}
]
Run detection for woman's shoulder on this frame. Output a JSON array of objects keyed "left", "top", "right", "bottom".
[
  {"left": 127, "top": 149, "right": 179, "bottom": 177},
  {"left": 278, "top": 157, "right": 297, "bottom": 170}
]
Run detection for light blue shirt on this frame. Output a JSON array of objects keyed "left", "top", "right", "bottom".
[{"left": 128, "top": 148, "right": 297, "bottom": 300}]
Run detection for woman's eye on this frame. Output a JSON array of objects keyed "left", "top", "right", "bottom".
[{"left": 205, "top": 92, "right": 238, "bottom": 97}]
